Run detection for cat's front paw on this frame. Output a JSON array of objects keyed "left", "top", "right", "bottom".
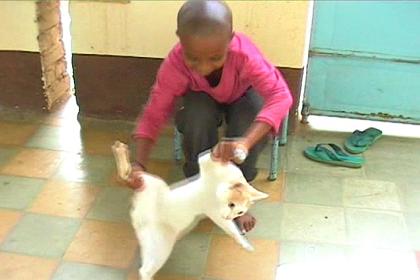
[
  {"left": 232, "top": 232, "right": 254, "bottom": 252},
  {"left": 237, "top": 237, "right": 254, "bottom": 252},
  {"left": 242, "top": 242, "right": 255, "bottom": 252}
]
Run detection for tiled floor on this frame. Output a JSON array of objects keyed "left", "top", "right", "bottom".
[{"left": 0, "top": 97, "right": 419, "bottom": 280}]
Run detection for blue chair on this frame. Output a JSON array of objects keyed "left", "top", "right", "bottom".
[{"left": 174, "top": 114, "right": 289, "bottom": 181}]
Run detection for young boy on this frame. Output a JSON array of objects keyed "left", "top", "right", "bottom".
[{"left": 129, "top": 0, "right": 292, "bottom": 232}]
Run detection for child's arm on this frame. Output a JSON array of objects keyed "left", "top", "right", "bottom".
[
  {"left": 241, "top": 121, "right": 271, "bottom": 151},
  {"left": 134, "top": 137, "right": 154, "bottom": 169},
  {"left": 213, "top": 46, "right": 292, "bottom": 162},
  {"left": 133, "top": 47, "right": 189, "bottom": 168},
  {"left": 241, "top": 39, "right": 293, "bottom": 136}
]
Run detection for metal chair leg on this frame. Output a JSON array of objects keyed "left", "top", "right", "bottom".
[
  {"left": 174, "top": 128, "right": 183, "bottom": 161},
  {"left": 280, "top": 113, "right": 289, "bottom": 145},
  {"left": 268, "top": 135, "right": 280, "bottom": 181}
]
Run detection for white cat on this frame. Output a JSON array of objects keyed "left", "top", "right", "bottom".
[{"left": 112, "top": 141, "right": 268, "bottom": 280}]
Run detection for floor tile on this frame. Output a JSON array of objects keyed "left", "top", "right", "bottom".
[
  {"left": 364, "top": 155, "right": 418, "bottom": 183},
  {"left": 0, "top": 175, "right": 45, "bottom": 209},
  {"left": 279, "top": 241, "right": 350, "bottom": 265},
  {"left": 205, "top": 234, "right": 279, "bottom": 280},
  {"left": 80, "top": 128, "right": 131, "bottom": 155},
  {"left": 405, "top": 213, "right": 420, "bottom": 250},
  {"left": 212, "top": 202, "right": 283, "bottom": 240},
  {"left": 0, "top": 122, "right": 38, "bottom": 146},
  {"left": 1, "top": 148, "right": 63, "bottom": 178},
  {"left": 281, "top": 203, "right": 346, "bottom": 244},
  {"left": 29, "top": 180, "right": 100, "bottom": 218},
  {"left": 86, "top": 186, "right": 131, "bottom": 223},
  {"left": 42, "top": 102, "right": 79, "bottom": 127},
  {"left": 156, "top": 276, "right": 199, "bottom": 280},
  {"left": 252, "top": 170, "right": 285, "bottom": 203},
  {"left": 286, "top": 134, "right": 365, "bottom": 177},
  {"left": 25, "top": 125, "right": 83, "bottom": 153},
  {"left": 194, "top": 218, "right": 215, "bottom": 233},
  {"left": 363, "top": 136, "right": 420, "bottom": 161},
  {"left": 400, "top": 178, "right": 420, "bottom": 213},
  {"left": 147, "top": 159, "right": 176, "bottom": 181},
  {"left": 285, "top": 173, "right": 343, "bottom": 206},
  {"left": 343, "top": 178, "right": 401, "bottom": 211},
  {"left": 53, "top": 261, "right": 126, "bottom": 280},
  {"left": 54, "top": 153, "right": 115, "bottom": 185},
  {"left": 64, "top": 220, "right": 137, "bottom": 269},
  {"left": 346, "top": 247, "right": 420, "bottom": 280},
  {"left": 0, "top": 252, "right": 58, "bottom": 280},
  {"left": 0, "top": 209, "right": 22, "bottom": 244},
  {"left": 42, "top": 95, "right": 79, "bottom": 126},
  {"left": 1, "top": 213, "right": 81, "bottom": 258},
  {"left": 346, "top": 208, "right": 409, "bottom": 249},
  {"left": 111, "top": 159, "right": 176, "bottom": 186},
  {"left": 150, "top": 136, "right": 176, "bottom": 160},
  {"left": 238, "top": 202, "right": 283, "bottom": 241},
  {"left": 0, "top": 147, "right": 19, "bottom": 166},
  {"left": 78, "top": 116, "right": 135, "bottom": 133},
  {"left": 43, "top": 115, "right": 76, "bottom": 127},
  {"left": 128, "top": 269, "right": 199, "bottom": 280},
  {"left": 255, "top": 144, "right": 273, "bottom": 169},
  {"left": 160, "top": 233, "right": 211, "bottom": 276},
  {"left": 167, "top": 164, "right": 186, "bottom": 184},
  {"left": 276, "top": 247, "right": 420, "bottom": 280}
]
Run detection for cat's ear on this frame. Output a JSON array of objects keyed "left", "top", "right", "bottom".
[
  {"left": 246, "top": 184, "right": 269, "bottom": 201},
  {"left": 230, "top": 183, "right": 269, "bottom": 201}
]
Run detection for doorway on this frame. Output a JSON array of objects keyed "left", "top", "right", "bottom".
[{"left": 302, "top": 2, "right": 420, "bottom": 125}]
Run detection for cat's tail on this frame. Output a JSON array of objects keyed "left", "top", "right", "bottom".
[
  {"left": 111, "top": 140, "right": 170, "bottom": 193},
  {"left": 112, "top": 140, "right": 145, "bottom": 191},
  {"left": 112, "top": 141, "right": 132, "bottom": 181}
]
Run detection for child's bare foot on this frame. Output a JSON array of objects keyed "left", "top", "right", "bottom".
[{"left": 234, "top": 213, "right": 256, "bottom": 233}]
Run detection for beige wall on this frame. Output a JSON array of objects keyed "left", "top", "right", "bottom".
[
  {"left": 70, "top": 1, "right": 310, "bottom": 68},
  {"left": 0, "top": 1, "right": 39, "bottom": 51},
  {"left": 229, "top": 1, "right": 310, "bottom": 68}
]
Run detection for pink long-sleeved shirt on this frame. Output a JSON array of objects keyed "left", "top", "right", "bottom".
[{"left": 134, "top": 33, "right": 293, "bottom": 141}]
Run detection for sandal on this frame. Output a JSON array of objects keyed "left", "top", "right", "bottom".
[
  {"left": 304, "top": 143, "right": 365, "bottom": 168},
  {"left": 344, "top": 128, "right": 382, "bottom": 154}
]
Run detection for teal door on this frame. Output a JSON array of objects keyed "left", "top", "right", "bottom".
[{"left": 303, "top": 1, "right": 420, "bottom": 124}]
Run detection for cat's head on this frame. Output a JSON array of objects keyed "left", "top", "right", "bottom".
[
  {"left": 216, "top": 181, "right": 268, "bottom": 220},
  {"left": 198, "top": 150, "right": 269, "bottom": 220}
]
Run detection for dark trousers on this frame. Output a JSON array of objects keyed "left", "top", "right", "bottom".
[{"left": 175, "top": 89, "right": 267, "bottom": 182}]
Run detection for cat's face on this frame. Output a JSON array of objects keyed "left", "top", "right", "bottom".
[
  {"left": 218, "top": 182, "right": 268, "bottom": 220},
  {"left": 198, "top": 151, "right": 269, "bottom": 220}
]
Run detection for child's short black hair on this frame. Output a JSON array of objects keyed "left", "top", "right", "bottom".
[{"left": 177, "top": 0, "right": 232, "bottom": 38}]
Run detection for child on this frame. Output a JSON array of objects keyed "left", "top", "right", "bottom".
[{"left": 129, "top": 0, "right": 292, "bottom": 232}]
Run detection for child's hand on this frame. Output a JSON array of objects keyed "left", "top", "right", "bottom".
[
  {"left": 126, "top": 164, "right": 145, "bottom": 191},
  {"left": 212, "top": 139, "right": 248, "bottom": 164}
]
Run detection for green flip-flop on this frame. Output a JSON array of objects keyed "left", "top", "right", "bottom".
[
  {"left": 304, "top": 143, "right": 365, "bottom": 168},
  {"left": 344, "top": 127, "right": 382, "bottom": 154}
]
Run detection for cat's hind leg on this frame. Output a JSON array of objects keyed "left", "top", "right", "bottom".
[{"left": 138, "top": 227, "right": 176, "bottom": 280}]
